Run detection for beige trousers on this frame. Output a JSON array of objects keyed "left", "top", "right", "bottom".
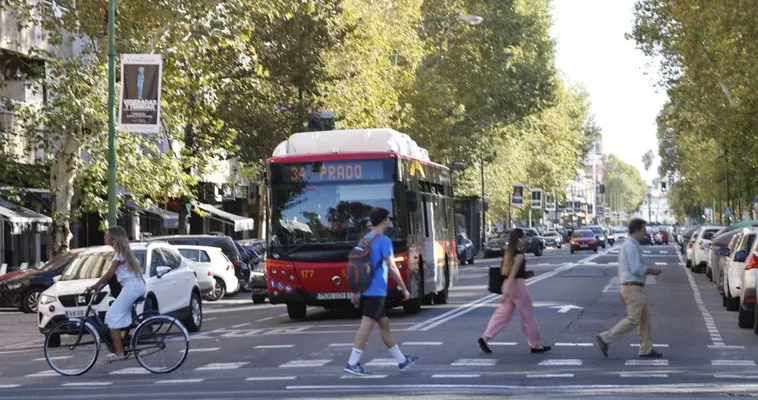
[{"left": 599, "top": 285, "right": 653, "bottom": 355}]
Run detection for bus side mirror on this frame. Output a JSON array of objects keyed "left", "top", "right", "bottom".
[{"left": 405, "top": 191, "right": 418, "bottom": 213}]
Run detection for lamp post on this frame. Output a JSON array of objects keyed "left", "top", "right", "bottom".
[{"left": 106, "top": 0, "right": 118, "bottom": 227}]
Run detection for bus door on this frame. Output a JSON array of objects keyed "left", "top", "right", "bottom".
[{"left": 421, "top": 195, "right": 439, "bottom": 293}]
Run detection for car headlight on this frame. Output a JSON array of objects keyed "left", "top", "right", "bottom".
[{"left": 39, "top": 294, "right": 57, "bottom": 306}]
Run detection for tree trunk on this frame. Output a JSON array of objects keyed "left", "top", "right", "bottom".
[{"left": 47, "top": 135, "right": 80, "bottom": 258}]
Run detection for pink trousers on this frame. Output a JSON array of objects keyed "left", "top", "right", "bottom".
[{"left": 483, "top": 278, "right": 542, "bottom": 347}]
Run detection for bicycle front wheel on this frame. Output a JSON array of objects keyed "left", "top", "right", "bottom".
[
  {"left": 132, "top": 315, "right": 189, "bottom": 374},
  {"left": 44, "top": 320, "right": 100, "bottom": 376}
]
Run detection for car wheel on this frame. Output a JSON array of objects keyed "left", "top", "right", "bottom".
[
  {"left": 287, "top": 303, "right": 307, "bottom": 320},
  {"left": 738, "top": 305, "right": 754, "bottom": 329},
  {"left": 182, "top": 292, "right": 203, "bottom": 332},
  {"left": 686, "top": 260, "right": 692, "bottom": 270},
  {"left": 593, "top": 248, "right": 598, "bottom": 253},
  {"left": 557, "top": 244, "right": 562, "bottom": 249},
  {"left": 204, "top": 278, "right": 225, "bottom": 302},
  {"left": 726, "top": 292, "right": 740, "bottom": 312},
  {"left": 432, "top": 266, "right": 450, "bottom": 305},
  {"left": 706, "top": 268, "right": 713, "bottom": 281},
  {"left": 22, "top": 288, "right": 43, "bottom": 314},
  {"left": 534, "top": 246, "right": 543, "bottom": 257},
  {"left": 570, "top": 249, "right": 575, "bottom": 254},
  {"left": 754, "top": 305, "right": 758, "bottom": 335},
  {"left": 252, "top": 295, "right": 266, "bottom": 304}
]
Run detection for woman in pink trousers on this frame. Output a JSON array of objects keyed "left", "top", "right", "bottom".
[{"left": 478, "top": 228, "right": 551, "bottom": 354}]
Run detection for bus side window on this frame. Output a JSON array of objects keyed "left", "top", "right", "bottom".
[{"left": 422, "top": 195, "right": 430, "bottom": 238}]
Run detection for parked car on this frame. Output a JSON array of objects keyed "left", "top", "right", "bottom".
[
  {"left": 680, "top": 225, "right": 701, "bottom": 254},
  {"left": 176, "top": 246, "right": 231, "bottom": 301},
  {"left": 38, "top": 243, "right": 203, "bottom": 344},
  {"left": 692, "top": 226, "right": 725, "bottom": 273},
  {"left": 483, "top": 232, "right": 508, "bottom": 258},
  {"left": 0, "top": 249, "right": 83, "bottom": 313},
  {"left": 237, "top": 240, "right": 268, "bottom": 304},
  {"left": 584, "top": 225, "right": 607, "bottom": 248},
  {"left": 738, "top": 238, "right": 758, "bottom": 329},
  {"left": 148, "top": 234, "right": 250, "bottom": 292},
  {"left": 570, "top": 230, "right": 599, "bottom": 254},
  {"left": 455, "top": 233, "right": 475, "bottom": 265},
  {"left": 723, "top": 228, "right": 758, "bottom": 312},
  {"left": 685, "top": 231, "right": 700, "bottom": 269},
  {"left": 709, "top": 229, "right": 741, "bottom": 284},
  {"left": 542, "top": 231, "right": 563, "bottom": 249}
]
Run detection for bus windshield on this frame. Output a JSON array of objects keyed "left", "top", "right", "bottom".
[{"left": 270, "top": 182, "right": 398, "bottom": 246}]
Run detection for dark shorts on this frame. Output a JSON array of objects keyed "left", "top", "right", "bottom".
[{"left": 361, "top": 296, "right": 387, "bottom": 321}]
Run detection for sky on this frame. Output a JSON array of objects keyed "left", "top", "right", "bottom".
[{"left": 550, "top": 0, "right": 668, "bottom": 184}]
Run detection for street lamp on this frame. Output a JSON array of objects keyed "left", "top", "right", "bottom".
[{"left": 106, "top": 0, "right": 117, "bottom": 227}]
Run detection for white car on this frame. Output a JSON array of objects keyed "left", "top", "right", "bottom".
[
  {"left": 175, "top": 245, "right": 239, "bottom": 301},
  {"left": 184, "top": 257, "right": 215, "bottom": 297},
  {"left": 738, "top": 239, "right": 758, "bottom": 329},
  {"left": 723, "top": 228, "right": 758, "bottom": 312},
  {"left": 685, "top": 232, "right": 700, "bottom": 270},
  {"left": 693, "top": 226, "right": 725, "bottom": 272},
  {"left": 613, "top": 228, "right": 628, "bottom": 240},
  {"left": 38, "top": 243, "right": 204, "bottom": 342}
]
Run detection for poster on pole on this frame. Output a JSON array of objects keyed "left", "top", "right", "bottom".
[
  {"left": 119, "top": 54, "right": 163, "bottom": 133},
  {"left": 531, "top": 188, "right": 543, "bottom": 210},
  {"left": 545, "top": 192, "right": 556, "bottom": 211},
  {"left": 511, "top": 184, "right": 524, "bottom": 207}
]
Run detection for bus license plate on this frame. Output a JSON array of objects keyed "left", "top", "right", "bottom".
[
  {"left": 316, "top": 292, "right": 349, "bottom": 300},
  {"left": 65, "top": 308, "right": 87, "bottom": 318}
]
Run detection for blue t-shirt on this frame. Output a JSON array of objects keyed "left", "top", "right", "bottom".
[{"left": 361, "top": 233, "right": 393, "bottom": 297}]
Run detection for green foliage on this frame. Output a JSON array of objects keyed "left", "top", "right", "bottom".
[{"left": 603, "top": 154, "right": 647, "bottom": 214}]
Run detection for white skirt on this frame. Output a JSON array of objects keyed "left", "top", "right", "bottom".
[{"left": 105, "top": 277, "right": 146, "bottom": 329}]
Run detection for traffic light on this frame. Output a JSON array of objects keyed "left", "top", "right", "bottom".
[
  {"left": 599, "top": 184, "right": 605, "bottom": 194},
  {"left": 661, "top": 182, "right": 667, "bottom": 192}
]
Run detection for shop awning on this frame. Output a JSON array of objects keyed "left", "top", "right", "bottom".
[
  {"left": 193, "top": 202, "right": 255, "bottom": 232},
  {"left": 126, "top": 203, "right": 179, "bottom": 230},
  {"left": 0, "top": 200, "right": 52, "bottom": 234}
]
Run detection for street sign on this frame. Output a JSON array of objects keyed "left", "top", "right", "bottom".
[
  {"left": 545, "top": 192, "right": 556, "bottom": 211},
  {"left": 511, "top": 184, "right": 524, "bottom": 207},
  {"left": 119, "top": 54, "right": 163, "bottom": 133},
  {"left": 531, "top": 188, "right": 543, "bottom": 210}
]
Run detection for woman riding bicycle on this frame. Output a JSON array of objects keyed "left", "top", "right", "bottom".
[{"left": 87, "top": 226, "right": 146, "bottom": 362}]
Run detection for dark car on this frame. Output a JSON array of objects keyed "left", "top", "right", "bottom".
[
  {"left": 570, "top": 229, "right": 599, "bottom": 253},
  {"left": 522, "top": 228, "right": 545, "bottom": 257},
  {"left": 0, "top": 249, "right": 82, "bottom": 313},
  {"left": 238, "top": 239, "right": 268, "bottom": 303},
  {"left": 148, "top": 234, "right": 250, "bottom": 292},
  {"left": 680, "top": 225, "right": 701, "bottom": 254},
  {"left": 456, "top": 233, "right": 475, "bottom": 265}
]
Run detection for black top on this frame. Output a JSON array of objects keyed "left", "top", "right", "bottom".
[{"left": 513, "top": 250, "right": 527, "bottom": 279}]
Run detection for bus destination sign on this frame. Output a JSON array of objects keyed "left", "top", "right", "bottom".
[{"left": 279, "top": 160, "right": 386, "bottom": 183}]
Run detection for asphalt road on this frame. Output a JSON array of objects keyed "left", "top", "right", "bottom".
[{"left": 0, "top": 242, "right": 757, "bottom": 399}]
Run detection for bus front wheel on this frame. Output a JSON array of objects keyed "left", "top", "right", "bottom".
[{"left": 287, "top": 303, "right": 307, "bottom": 320}]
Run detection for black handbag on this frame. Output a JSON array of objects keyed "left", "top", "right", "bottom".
[
  {"left": 107, "top": 275, "right": 122, "bottom": 297},
  {"left": 488, "top": 266, "right": 506, "bottom": 294}
]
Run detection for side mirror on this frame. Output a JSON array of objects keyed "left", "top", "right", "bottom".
[
  {"left": 735, "top": 250, "right": 747, "bottom": 263},
  {"left": 52, "top": 275, "right": 61, "bottom": 282},
  {"left": 716, "top": 247, "right": 729, "bottom": 257},
  {"left": 405, "top": 191, "right": 418, "bottom": 213},
  {"left": 156, "top": 266, "right": 171, "bottom": 278}
]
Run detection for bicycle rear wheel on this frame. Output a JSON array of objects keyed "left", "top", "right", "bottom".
[
  {"left": 44, "top": 320, "right": 100, "bottom": 376},
  {"left": 132, "top": 315, "right": 189, "bottom": 374}
]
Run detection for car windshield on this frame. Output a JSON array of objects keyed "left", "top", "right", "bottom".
[
  {"left": 588, "top": 227, "right": 603, "bottom": 234},
  {"left": 614, "top": 229, "right": 626, "bottom": 233},
  {"left": 573, "top": 231, "right": 593, "bottom": 238},
  {"left": 60, "top": 250, "right": 147, "bottom": 281},
  {"left": 488, "top": 233, "right": 507, "bottom": 240},
  {"left": 270, "top": 182, "right": 398, "bottom": 246}
]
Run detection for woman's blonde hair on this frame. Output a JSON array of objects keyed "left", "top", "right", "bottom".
[
  {"left": 108, "top": 226, "right": 143, "bottom": 279},
  {"left": 501, "top": 228, "right": 524, "bottom": 276}
]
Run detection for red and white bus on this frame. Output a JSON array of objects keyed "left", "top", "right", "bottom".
[{"left": 265, "top": 128, "right": 459, "bottom": 320}]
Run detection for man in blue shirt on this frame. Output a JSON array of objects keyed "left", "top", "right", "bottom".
[
  {"left": 344, "top": 207, "right": 418, "bottom": 376},
  {"left": 597, "top": 218, "right": 663, "bottom": 358}
]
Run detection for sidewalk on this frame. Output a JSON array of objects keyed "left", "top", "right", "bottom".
[{"left": 0, "top": 309, "right": 44, "bottom": 350}]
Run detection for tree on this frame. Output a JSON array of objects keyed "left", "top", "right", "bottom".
[{"left": 603, "top": 154, "right": 647, "bottom": 215}]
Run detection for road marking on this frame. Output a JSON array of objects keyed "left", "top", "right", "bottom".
[
  {"left": 195, "top": 362, "right": 249, "bottom": 370},
  {"left": 554, "top": 343, "right": 593, "bottom": 347},
  {"left": 402, "top": 342, "right": 442, "bottom": 346},
  {"left": 155, "top": 379, "right": 205, "bottom": 384},
  {"left": 328, "top": 343, "right": 354, "bottom": 347},
  {"left": 712, "top": 360, "right": 756, "bottom": 366},
  {"left": 489, "top": 342, "right": 517, "bottom": 346},
  {"left": 110, "top": 367, "right": 150, "bottom": 375},
  {"left": 204, "top": 317, "right": 216, "bottom": 322},
  {"left": 411, "top": 261, "right": 587, "bottom": 331},
  {"left": 630, "top": 344, "right": 669, "bottom": 348},
  {"left": 655, "top": 262, "right": 666, "bottom": 266},
  {"left": 340, "top": 374, "right": 388, "bottom": 379},
  {"left": 280, "top": 359, "right": 332, "bottom": 368},
  {"left": 620, "top": 373, "right": 668, "bottom": 378},
  {"left": 181, "top": 347, "right": 220, "bottom": 353},
  {"left": 539, "top": 359, "right": 582, "bottom": 366},
  {"left": 365, "top": 358, "right": 397, "bottom": 367},
  {"left": 255, "top": 344, "right": 295, "bottom": 349},
  {"left": 232, "top": 323, "right": 251, "bottom": 328},
  {"left": 0, "top": 384, "right": 20, "bottom": 388},
  {"left": 256, "top": 317, "right": 274, "bottom": 322},
  {"left": 713, "top": 374, "right": 758, "bottom": 379},
  {"left": 62, "top": 382, "right": 112, "bottom": 387},
  {"left": 625, "top": 359, "right": 669, "bottom": 366},
  {"left": 432, "top": 374, "right": 481, "bottom": 378},
  {"left": 33, "top": 356, "right": 71, "bottom": 361},
  {"left": 678, "top": 250, "right": 724, "bottom": 346},
  {"left": 451, "top": 359, "right": 497, "bottom": 366},
  {"left": 643, "top": 251, "right": 651, "bottom": 254},
  {"left": 527, "top": 374, "right": 574, "bottom": 378},
  {"left": 26, "top": 370, "right": 58, "bottom": 377},
  {"left": 247, "top": 376, "right": 297, "bottom": 381},
  {"left": 708, "top": 345, "right": 745, "bottom": 350},
  {"left": 659, "top": 251, "right": 668, "bottom": 254}
]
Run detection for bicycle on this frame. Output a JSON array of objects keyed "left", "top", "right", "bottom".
[{"left": 43, "top": 290, "right": 190, "bottom": 376}]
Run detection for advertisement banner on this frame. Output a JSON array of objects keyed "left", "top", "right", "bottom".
[
  {"left": 511, "top": 184, "right": 524, "bottom": 207},
  {"left": 119, "top": 54, "right": 163, "bottom": 133},
  {"left": 531, "top": 188, "right": 543, "bottom": 210},
  {"left": 545, "top": 192, "right": 556, "bottom": 211}
]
